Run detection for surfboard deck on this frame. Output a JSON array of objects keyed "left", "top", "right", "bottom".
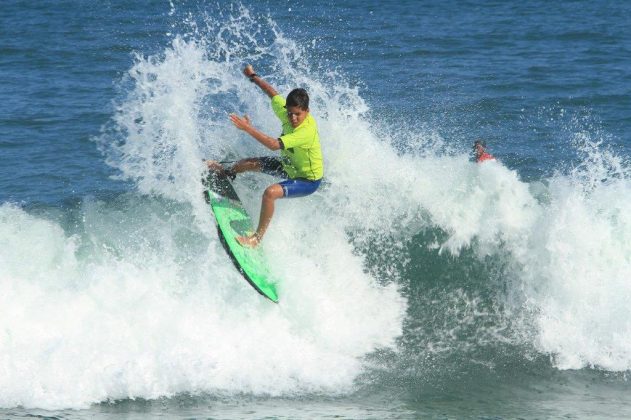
[{"left": 203, "top": 171, "right": 279, "bottom": 303}]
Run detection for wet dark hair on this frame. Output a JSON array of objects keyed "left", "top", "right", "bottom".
[
  {"left": 473, "top": 139, "right": 486, "bottom": 148},
  {"left": 286, "top": 88, "right": 309, "bottom": 110}
]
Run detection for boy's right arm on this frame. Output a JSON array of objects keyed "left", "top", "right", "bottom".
[{"left": 243, "top": 65, "right": 278, "bottom": 98}]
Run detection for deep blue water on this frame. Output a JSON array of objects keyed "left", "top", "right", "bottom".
[{"left": 2, "top": 1, "right": 631, "bottom": 418}]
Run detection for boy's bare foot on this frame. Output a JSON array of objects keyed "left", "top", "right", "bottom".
[
  {"left": 205, "top": 160, "right": 237, "bottom": 180},
  {"left": 236, "top": 234, "right": 260, "bottom": 248},
  {"left": 205, "top": 160, "right": 224, "bottom": 172}
]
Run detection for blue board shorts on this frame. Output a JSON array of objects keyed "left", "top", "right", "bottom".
[{"left": 258, "top": 156, "right": 322, "bottom": 198}]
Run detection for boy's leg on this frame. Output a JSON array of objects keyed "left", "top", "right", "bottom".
[
  {"left": 236, "top": 183, "right": 284, "bottom": 248},
  {"left": 230, "top": 158, "right": 264, "bottom": 174},
  {"left": 206, "top": 158, "right": 263, "bottom": 173},
  {"left": 205, "top": 158, "right": 263, "bottom": 181},
  {"left": 236, "top": 178, "right": 322, "bottom": 247}
]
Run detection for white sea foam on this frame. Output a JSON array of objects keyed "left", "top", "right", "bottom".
[
  {"left": 521, "top": 139, "right": 631, "bottom": 370},
  {"left": 0, "top": 194, "right": 404, "bottom": 409}
]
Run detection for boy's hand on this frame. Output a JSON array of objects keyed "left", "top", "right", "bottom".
[
  {"left": 230, "top": 113, "right": 252, "bottom": 131},
  {"left": 243, "top": 64, "right": 255, "bottom": 78}
]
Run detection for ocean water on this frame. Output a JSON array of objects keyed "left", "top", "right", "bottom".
[{"left": 2, "top": 0, "right": 631, "bottom": 418}]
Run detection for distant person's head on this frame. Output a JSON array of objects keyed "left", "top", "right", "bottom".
[
  {"left": 285, "top": 88, "right": 310, "bottom": 128},
  {"left": 473, "top": 139, "right": 486, "bottom": 159}
]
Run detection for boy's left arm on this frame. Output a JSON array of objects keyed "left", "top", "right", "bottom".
[{"left": 244, "top": 65, "right": 278, "bottom": 98}]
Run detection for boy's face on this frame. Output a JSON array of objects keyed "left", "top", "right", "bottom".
[{"left": 286, "top": 105, "right": 309, "bottom": 128}]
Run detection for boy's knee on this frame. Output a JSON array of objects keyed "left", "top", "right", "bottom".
[{"left": 263, "top": 184, "right": 284, "bottom": 200}]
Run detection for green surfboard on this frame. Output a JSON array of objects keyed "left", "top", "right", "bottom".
[{"left": 203, "top": 171, "right": 279, "bottom": 303}]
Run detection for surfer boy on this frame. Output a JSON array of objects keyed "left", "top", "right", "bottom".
[
  {"left": 207, "top": 65, "right": 324, "bottom": 248},
  {"left": 473, "top": 140, "right": 495, "bottom": 163}
]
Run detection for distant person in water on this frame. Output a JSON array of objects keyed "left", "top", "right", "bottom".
[
  {"left": 473, "top": 140, "right": 495, "bottom": 163},
  {"left": 206, "top": 64, "right": 324, "bottom": 248}
]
